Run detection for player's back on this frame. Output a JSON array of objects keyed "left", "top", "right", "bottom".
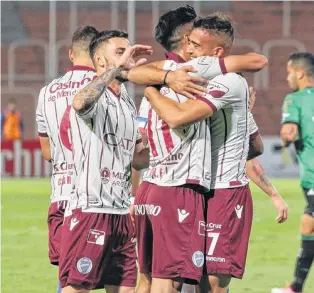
[
  {"left": 36, "top": 66, "right": 96, "bottom": 202},
  {"left": 142, "top": 56, "right": 227, "bottom": 192},
  {"left": 282, "top": 87, "right": 314, "bottom": 188},
  {"left": 209, "top": 72, "right": 250, "bottom": 189}
]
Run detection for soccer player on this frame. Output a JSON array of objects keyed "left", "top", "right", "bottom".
[
  {"left": 272, "top": 53, "right": 314, "bottom": 293},
  {"left": 127, "top": 7, "right": 269, "bottom": 293},
  {"left": 36, "top": 26, "right": 99, "bottom": 293},
  {"left": 141, "top": 13, "right": 287, "bottom": 293},
  {"left": 58, "top": 30, "right": 152, "bottom": 293}
]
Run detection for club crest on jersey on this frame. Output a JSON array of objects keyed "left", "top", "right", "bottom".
[
  {"left": 77, "top": 257, "right": 92, "bottom": 274},
  {"left": 207, "top": 81, "right": 229, "bottom": 98},
  {"left": 100, "top": 167, "right": 110, "bottom": 184}
]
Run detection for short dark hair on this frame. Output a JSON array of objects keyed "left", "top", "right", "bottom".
[
  {"left": 155, "top": 5, "right": 197, "bottom": 51},
  {"left": 71, "top": 26, "right": 99, "bottom": 53},
  {"left": 288, "top": 52, "right": 314, "bottom": 77},
  {"left": 193, "top": 13, "right": 234, "bottom": 46},
  {"left": 89, "top": 30, "right": 128, "bottom": 61}
]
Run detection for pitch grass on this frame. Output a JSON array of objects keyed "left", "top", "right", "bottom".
[{"left": 1, "top": 179, "right": 314, "bottom": 293}]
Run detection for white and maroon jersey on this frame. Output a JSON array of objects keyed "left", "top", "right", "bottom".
[
  {"left": 204, "top": 73, "right": 254, "bottom": 189},
  {"left": 142, "top": 56, "right": 227, "bottom": 191},
  {"left": 36, "top": 66, "right": 96, "bottom": 203},
  {"left": 67, "top": 85, "right": 141, "bottom": 215}
]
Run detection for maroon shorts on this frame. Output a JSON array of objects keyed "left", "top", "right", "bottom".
[
  {"left": 59, "top": 210, "right": 137, "bottom": 290},
  {"left": 47, "top": 200, "right": 67, "bottom": 265},
  {"left": 134, "top": 181, "right": 206, "bottom": 283},
  {"left": 204, "top": 185, "right": 253, "bottom": 279}
]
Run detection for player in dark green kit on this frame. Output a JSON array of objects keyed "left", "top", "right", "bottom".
[{"left": 272, "top": 52, "right": 314, "bottom": 293}]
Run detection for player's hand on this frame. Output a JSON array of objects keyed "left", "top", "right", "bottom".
[
  {"left": 144, "top": 86, "right": 159, "bottom": 100},
  {"left": 249, "top": 86, "right": 256, "bottom": 110},
  {"left": 166, "top": 66, "right": 208, "bottom": 100},
  {"left": 117, "top": 44, "right": 153, "bottom": 71},
  {"left": 139, "top": 127, "right": 148, "bottom": 146},
  {"left": 271, "top": 195, "right": 288, "bottom": 223}
]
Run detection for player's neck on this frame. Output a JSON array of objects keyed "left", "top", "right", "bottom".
[
  {"left": 108, "top": 80, "right": 121, "bottom": 97},
  {"left": 299, "top": 79, "right": 314, "bottom": 90},
  {"left": 172, "top": 49, "right": 188, "bottom": 62},
  {"left": 72, "top": 58, "right": 94, "bottom": 69}
]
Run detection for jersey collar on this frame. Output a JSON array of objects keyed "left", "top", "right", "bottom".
[
  {"left": 67, "top": 65, "right": 96, "bottom": 72},
  {"left": 165, "top": 52, "right": 186, "bottom": 63}
]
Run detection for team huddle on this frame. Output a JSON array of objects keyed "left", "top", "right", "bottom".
[{"left": 36, "top": 4, "right": 314, "bottom": 293}]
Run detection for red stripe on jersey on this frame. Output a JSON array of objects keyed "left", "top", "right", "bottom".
[
  {"left": 161, "top": 120, "right": 174, "bottom": 153},
  {"left": 195, "top": 95, "right": 217, "bottom": 112},
  {"left": 186, "top": 179, "right": 200, "bottom": 184},
  {"left": 147, "top": 108, "right": 158, "bottom": 157},
  {"left": 229, "top": 180, "right": 242, "bottom": 187},
  {"left": 219, "top": 109, "right": 228, "bottom": 180},
  {"left": 219, "top": 58, "right": 227, "bottom": 74}
]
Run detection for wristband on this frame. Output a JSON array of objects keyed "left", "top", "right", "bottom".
[{"left": 163, "top": 70, "right": 171, "bottom": 85}]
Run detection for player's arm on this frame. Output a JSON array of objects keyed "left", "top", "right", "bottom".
[
  {"left": 39, "top": 136, "right": 51, "bottom": 162},
  {"left": 280, "top": 123, "right": 298, "bottom": 147},
  {"left": 72, "top": 67, "right": 119, "bottom": 116},
  {"left": 132, "top": 140, "right": 149, "bottom": 171},
  {"left": 247, "top": 111, "right": 264, "bottom": 160},
  {"left": 246, "top": 158, "right": 288, "bottom": 223},
  {"left": 36, "top": 86, "right": 51, "bottom": 162},
  {"left": 223, "top": 53, "right": 268, "bottom": 73},
  {"left": 144, "top": 74, "right": 239, "bottom": 129},
  {"left": 128, "top": 60, "right": 208, "bottom": 99},
  {"left": 280, "top": 94, "right": 299, "bottom": 147}
]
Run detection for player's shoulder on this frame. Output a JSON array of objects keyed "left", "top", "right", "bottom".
[
  {"left": 163, "top": 60, "right": 178, "bottom": 71},
  {"left": 211, "top": 72, "right": 245, "bottom": 88}
]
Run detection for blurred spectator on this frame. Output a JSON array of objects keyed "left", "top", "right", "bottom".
[{"left": 1, "top": 98, "right": 24, "bottom": 141}]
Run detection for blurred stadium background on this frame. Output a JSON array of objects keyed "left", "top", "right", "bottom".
[{"left": 1, "top": 1, "right": 314, "bottom": 293}]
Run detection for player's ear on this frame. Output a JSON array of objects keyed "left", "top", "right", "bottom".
[
  {"left": 296, "top": 70, "right": 305, "bottom": 80},
  {"left": 94, "top": 52, "right": 103, "bottom": 68},
  {"left": 69, "top": 49, "right": 74, "bottom": 63},
  {"left": 213, "top": 46, "right": 224, "bottom": 58}
]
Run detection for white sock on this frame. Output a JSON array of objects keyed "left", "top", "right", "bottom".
[{"left": 181, "top": 284, "right": 196, "bottom": 293}]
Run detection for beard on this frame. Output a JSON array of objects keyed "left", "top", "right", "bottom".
[{"left": 116, "top": 70, "right": 128, "bottom": 83}]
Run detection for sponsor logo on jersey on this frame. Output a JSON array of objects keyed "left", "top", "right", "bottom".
[
  {"left": 235, "top": 205, "right": 244, "bottom": 219},
  {"left": 198, "top": 221, "right": 222, "bottom": 236},
  {"left": 77, "top": 257, "right": 93, "bottom": 274},
  {"left": 70, "top": 217, "right": 79, "bottom": 231},
  {"left": 100, "top": 167, "right": 131, "bottom": 187},
  {"left": 104, "top": 133, "right": 134, "bottom": 151},
  {"left": 49, "top": 77, "right": 96, "bottom": 94},
  {"left": 178, "top": 209, "right": 190, "bottom": 223},
  {"left": 192, "top": 251, "right": 204, "bottom": 268},
  {"left": 134, "top": 204, "right": 161, "bottom": 216},
  {"left": 87, "top": 229, "right": 105, "bottom": 246}
]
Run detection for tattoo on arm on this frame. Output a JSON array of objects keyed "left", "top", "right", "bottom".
[
  {"left": 252, "top": 160, "right": 278, "bottom": 196},
  {"left": 75, "top": 68, "right": 121, "bottom": 115}
]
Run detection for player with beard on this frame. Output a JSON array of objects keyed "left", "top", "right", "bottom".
[
  {"left": 58, "top": 30, "right": 152, "bottom": 293},
  {"left": 36, "top": 26, "right": 99, "bottom": 293}
]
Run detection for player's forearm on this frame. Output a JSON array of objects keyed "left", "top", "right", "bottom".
[
  {"left": 145, "top": 89, "right": 187, "bottom": 129},
  {"left": 131, "top": 168, "right": 142, "bottom": 197},
  {"left": 73, "top": 68, "right": 120, "bottom": 114},
  {"left": 128, "top": 64, "right": 168, "bottom": 85},
  {"left": 246, "top": 158, "right": 279, "bottom": 198},
  {"left": 225, "top": 53, "right": 268, "bottom": 73}
]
